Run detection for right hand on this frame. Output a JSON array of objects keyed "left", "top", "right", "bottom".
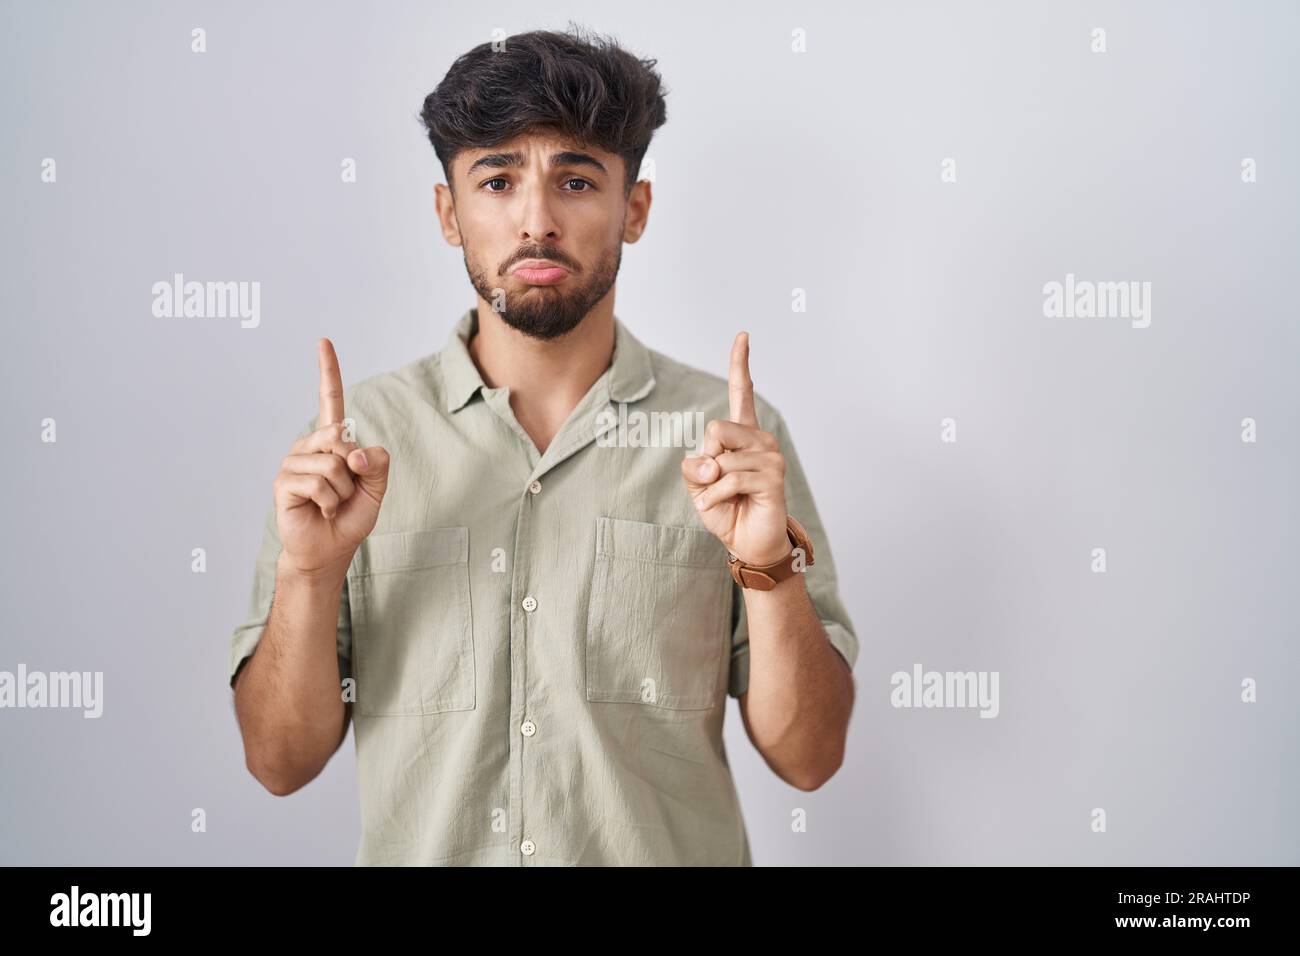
[{"left": 274, "top": 338, "right": 391, "bottom": 576}]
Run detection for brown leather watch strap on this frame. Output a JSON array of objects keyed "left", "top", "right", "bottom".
[{"left": 727, "top": 515, "right": 815, "bottom": 591}]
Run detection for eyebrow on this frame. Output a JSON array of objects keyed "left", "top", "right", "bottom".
[{"left": 464, "top": 150, "right": 608, "bottom": 178}]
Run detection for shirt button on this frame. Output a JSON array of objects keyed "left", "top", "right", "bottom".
[
  {"left": 521, "top": 720, "right": 536, "bottom": 737},
  {"left": 520, "top": 839, "right": 536, "bottom": 856},
  {"left": 522, "top": 595, "right": 537, "bottom": 612},
  {"left": 528, "top": 479, "right": 542, "bottom": 495}
]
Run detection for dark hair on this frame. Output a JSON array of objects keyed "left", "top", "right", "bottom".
[{"left": 419, "top": 24, "right": 667, "bottom": 195}]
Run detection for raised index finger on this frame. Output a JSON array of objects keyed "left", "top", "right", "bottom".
[
  {"left": 728, "top": 330, "right": 758, "bottom": 426},
  {"left": 317, "top": 337, "right": 345, "bottom": 427}
]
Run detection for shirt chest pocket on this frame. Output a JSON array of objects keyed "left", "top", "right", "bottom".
[
  {"left": 347, "top": 527, "right": 475, "bottom": 717},
  {"left": 585, "top": 516, "right": 732, "bottom": 711}
]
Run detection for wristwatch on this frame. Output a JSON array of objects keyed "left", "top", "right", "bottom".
[{"left": 727, "top": 514, "right": 815, "bottom": 591}]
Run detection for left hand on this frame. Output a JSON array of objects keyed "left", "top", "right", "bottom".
[{"left": 681, "top": 331, "right": 790, "bottom": 567}]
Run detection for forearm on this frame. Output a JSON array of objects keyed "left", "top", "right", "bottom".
[
  {"left": 234, "top": 552, "right": 350, "bottom": 795},
  {"left": 741, "top": 573, "right": 854, "bottom": 790}
]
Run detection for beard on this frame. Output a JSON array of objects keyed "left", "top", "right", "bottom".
[{"left": 463, "top": 240, "right": 621, "bottom": 341}]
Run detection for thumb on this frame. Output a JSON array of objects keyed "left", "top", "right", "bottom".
[
  {"left": 348, "top": 445, "right": 390, "bottom": 502},
  {"left": 681, "top": 452, "right": 719, "bottom": 497}
]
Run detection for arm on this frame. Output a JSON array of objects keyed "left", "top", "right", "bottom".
[
  {"left": 234, "top": 555, "right": 352, "bottom": 796},
  {"left": 682, "top": 331, "right": 856, "bottom": 791},
  {"left": 232, "top": 338, "right": 390, "bottom": 796},
  {"left": 736, "top": 573, "right": 854, "bottom": 791}
]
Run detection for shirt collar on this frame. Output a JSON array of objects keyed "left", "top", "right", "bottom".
[
  {"left": 441, "top": 307, "right": 656, "bottom": 413},
  {"left": 440, "top": 308, "right": 486, "bottom": 413}
]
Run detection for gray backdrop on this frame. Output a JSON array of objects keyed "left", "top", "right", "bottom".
[{"left": 2, "top": 0, "right": 1296, "bottom": 865}]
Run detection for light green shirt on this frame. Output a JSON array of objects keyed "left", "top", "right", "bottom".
[{"left": 230, "top": 307, "right": 858, "bottom": 865}]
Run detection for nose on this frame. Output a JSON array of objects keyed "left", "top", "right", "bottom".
[{"left": 516, "top": 178, "right": 561, "bottom": 244}]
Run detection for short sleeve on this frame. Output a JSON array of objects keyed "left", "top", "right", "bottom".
[
  {"left": 228, "top": 417, "right": 353, "bottom": 690},
  {"left": 728, "top": 407, "right": 858, "bottom": 698}
]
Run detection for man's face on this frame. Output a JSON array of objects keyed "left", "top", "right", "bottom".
[{"left": 439, "top": 131, "right": 638, "bottom": 341}]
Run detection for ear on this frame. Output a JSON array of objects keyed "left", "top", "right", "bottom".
[
  {"left": 622, "top": 179, "right": 652, "bottom": 244},
  {"left": 434, "top": 182, "right": 463, "bottom": 247}
]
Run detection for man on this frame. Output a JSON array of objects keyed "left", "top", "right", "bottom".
[{"left": 230, "top": 26, "right": 857, "bottom": 866}]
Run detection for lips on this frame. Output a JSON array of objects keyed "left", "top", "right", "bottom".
[{"left": 510, "top": 259, "right": 571, "bottom": 286}]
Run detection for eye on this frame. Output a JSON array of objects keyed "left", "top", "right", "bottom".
[
  {"left": 565, "top": 178, "right": 593, "bottom": 192},
  {"left": 482, "top": 177, "right": 509, "bottom": 192}
]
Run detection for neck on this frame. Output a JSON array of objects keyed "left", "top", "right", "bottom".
[{"left": 467, "top": 294, "right": 616, "bottom": 453}]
